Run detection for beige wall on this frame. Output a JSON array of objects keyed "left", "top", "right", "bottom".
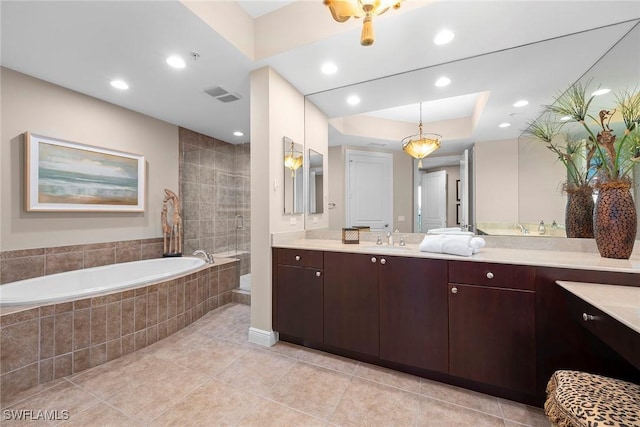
[
  {"left": 474, "top": 138, "right": 519, "bottom": 223},
  {"left": 0, "top": 68, "right": 179, "bottom": 251},
  {"left": 518, "top": 136, "right": 567, "bottom": 225}
]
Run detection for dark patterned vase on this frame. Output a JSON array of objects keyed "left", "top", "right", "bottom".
[
  {"left": 593, "top": 182, "right": 637, "bottom": 259},
  {"left": 565, "top": 185, "right": 594, "bottom": 238}
]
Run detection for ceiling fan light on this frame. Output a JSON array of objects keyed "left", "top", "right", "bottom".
[
  {"left": 324, "top": 0, "right": 403, "bottom": 46},
  {"left": 361, "top": 15, "right": 375, "bottom": 46}
]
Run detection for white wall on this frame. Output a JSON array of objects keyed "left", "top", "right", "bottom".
[
  {"left": 474, "top": 138, "right": 519, "bottom": 223},
  {"left": 304, "top": 99, "right": 329, "bottom": 230},
  {"left": 0, "top": 68, "right": 179, "bottom": 251}
]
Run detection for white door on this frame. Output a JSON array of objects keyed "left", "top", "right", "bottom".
[
  {"left": 460, "top": 149, "right": 470, "bottom": 230},
  {"left": 421, "top": 170, "right": 447, "bottom": 232},
  {"left": 346, "top": 150, "right": 392, "bottom": 231}
]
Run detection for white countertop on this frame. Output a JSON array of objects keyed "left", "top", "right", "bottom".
[
  {"left": 556, "top": 280, "right": 640, "bottom": 334},
  {"left": 272, "top": 239, "right": 640, "bottom": 275}
]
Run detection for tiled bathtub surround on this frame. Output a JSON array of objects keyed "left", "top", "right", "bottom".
[
  {"left": 179, "top": 127, "right": 251, "bottom": 276},
  {"left": 0, "top": 238, "right": 164, "bottom": 285},
  {"left": 0, "top": 260, "right": 239, "bottom": 402}
]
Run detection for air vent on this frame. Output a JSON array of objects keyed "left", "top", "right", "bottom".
[
  {"left": 204, "top": 86, "right": 242, "bottom": 103},
  {"left": 217, "top": 93, "right": 241, "bottom": 103}
]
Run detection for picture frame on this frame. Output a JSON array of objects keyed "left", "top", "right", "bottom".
[
  {"left": 456, "top": 179, "right": 461, "bottom": 202},
  {"left": 25, "top": 132, "right": 146, "bottom": 212}
]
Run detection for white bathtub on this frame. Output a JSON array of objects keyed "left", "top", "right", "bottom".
[{"left": 0, "top": 257, "right": 206, "bottom": 307}]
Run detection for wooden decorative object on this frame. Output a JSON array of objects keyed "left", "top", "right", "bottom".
[
  {"left": 593, "top": 182, "right": 637, "bottom": 259},
  {"left": 162, "top": 189, "right": 182, "bottom": 257},
  {"left": 565, "top": 185, "right": 594, "bottom": 238}
]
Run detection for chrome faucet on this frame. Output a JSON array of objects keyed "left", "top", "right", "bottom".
[
  {"left": 192, "top": 250, "right": 215, "bottom": 264},
  {"left": 386, "top": 231, "right": 394, "bottom": 245},
  {"left": 515, "top": 224, "right": 529, "bottom": 234}
]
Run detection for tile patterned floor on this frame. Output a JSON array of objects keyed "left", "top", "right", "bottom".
[{"left": 1, "top": 303, "right": 548, "bottom": 426}]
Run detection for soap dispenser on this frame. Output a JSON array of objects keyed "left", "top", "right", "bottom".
[{"left": 538, "top": 220, "right": 546, "bottom": 235}]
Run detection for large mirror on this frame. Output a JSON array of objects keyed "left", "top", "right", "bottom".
[
  {"left": 283, "top": 137, "right": 304, "bottom": 214},
  {"left": 308, "top": 149, "right": 324, "bottom": 214},
  {"left": 308, "top": 19, "right": 639, "bottom": 236}
]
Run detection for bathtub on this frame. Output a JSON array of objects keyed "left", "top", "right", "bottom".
[{"left": 0, "top": 257, "right": 206, "bottom": 307}]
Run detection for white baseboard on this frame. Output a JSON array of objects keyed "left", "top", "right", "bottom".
[{"left": 248, "top": 327, "right": 279, "bottom": 347}]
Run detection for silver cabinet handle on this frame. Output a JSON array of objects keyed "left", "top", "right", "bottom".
[
  {"left": 486, "top": 272, "right": 494, "bottom": 279},
  {"left": 451, "top": 287, "right": 458, "bottom": 294},
  {"left": 371, "top": 257, "right": 377, "bottom": 263},
  {"left": 583, "top": 313, "right": 596, "bottom": 321},
  {"left": 380, "top": 258, "right": 386, "bottom": 265},
  {"left": 295, "top": 255, "right": 301, "bottom": 261},
  {"left": 316, "top": 271, "right": 321, "bottom": 277}
]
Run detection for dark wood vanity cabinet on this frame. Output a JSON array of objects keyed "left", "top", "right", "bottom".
[
  {"left": 379, "top": 257, "right": 448, "bottom": 373},
  {"left": 448, "top": 262, "right": 536, "bottom": 393},
  {"left": 323, "top": 251, "right": 379, "bottom": 357},
  {"left": 273, "top": 249, "right": 323, "bottom": 344}
]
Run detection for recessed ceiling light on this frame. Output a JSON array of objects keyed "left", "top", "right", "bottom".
[
  {"left": 166, "top": 55, "right": 186, "bottom": 69},
  {"left": 499, "top": 122, "right": 511, "bottom": 128},
  {"left": 560, "top": 115, "right": 572, "bottom": 121},
  {"left": 321, "top": 62, "right": 338, "bottom": 75},
  {"left": 434, "top": 29, "right": 455, "bottom": 45},
  {"left": 513, "top": 100, "right": 528, "bottom": 107},
  {"left": 233, "top": 131, "right": 244, "bottom": 137},
  {"left": 435, "top": 77, "right": 451, "bottom": 87},
  {"left": 592, "top": 88, "right": 611, "bottom": 96},
  {"left": 347, "top": 95, "right": 360, "bottom": 105},
  {"left": 110, "top": 79, "right": 129, "bottom": 90}
]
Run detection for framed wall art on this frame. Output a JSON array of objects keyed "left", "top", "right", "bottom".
[{"left": 25, "top": 132, "right": 145, "bottom": 212}]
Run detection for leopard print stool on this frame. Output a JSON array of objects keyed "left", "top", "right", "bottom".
[{"left": 544, "top": 370, "right": 640, "bottom": 427}]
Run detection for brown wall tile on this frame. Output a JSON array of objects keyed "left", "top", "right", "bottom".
[
  {"left": 134, "top": 330, "right": 147, "bottom": 350},
  {"left": 84, "top": 248, "right": 115, "bottom": 268},
  {"left": 134, "top": 295, "right": 147, "bottom": 331},
  {"left": 106, "top": 339, "right": 121, "bottom": 362},
  {"left": 1, "top": 256, "right": 45, "bottom": 284},
  {"left": 54, "top": 313, "right": 73, "bottom": 356},
  {"left": 121, "top": 298, "right": 135, "bottom": 336},
  {"left": 147, "top": 292, "right": 158, "bottom": 326},
  {"left": 1, "top": 319, "right": 39, "bottom": 373},
  {"left": 167, "top": 284, "right": 177, "bottom": 319},
  {"left": 54, "top": 354, "right": 72, "bottom": 379},
  {"left": 90, "top": 305, "right": 107, "bottom": 346},
  {"left": 0, "top": 308, "right": 39, "bottom": 328},
  {"left": 116, "top": 241, "right": 141, "bottom": 263},
  {"left": 106, "top": 303, "right": 121, "bottom": 341},
  {"left": 40, "top": 316, "right": 55, "bottom": 359},
  {"left": 73, "top": 309, "right": 90, "bottom": 350},
  {"left": 55, "top": 302, "right": 73, "bottom": 314},
  {"left": 90, "top": 344, "right": 107, "bottom": 368},
  {"left": 73, "top": 349, "right": 90, "bottom": 373},
  {"left": 219, "top": 267, "right": 239, "bottom": 293},
  {"left": 0, "top": 363, "right": 39, "bottom": 403},
  {"left": 45, "top": 252, "right": 83, "bottom": 275},
  {"left": 39, "top": 358, "right": 54, "bottom": 384},
  {"left": 121, "top": 334, "right": 134, "bottom": 356}
]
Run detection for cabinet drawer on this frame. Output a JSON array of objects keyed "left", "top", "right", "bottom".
[
  {"left": 449, "top": 261, "right": 535, "bottom": 291},
  {"left": 276, "top": 248, "right": 323, "bottom": 268}
]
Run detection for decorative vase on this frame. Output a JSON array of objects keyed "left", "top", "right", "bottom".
[
  {"left": 593, "top": 181, "right": 637, "bottom": 259},
  {"left": 565, "top": 185, "right": 594, "bottom": 238}
]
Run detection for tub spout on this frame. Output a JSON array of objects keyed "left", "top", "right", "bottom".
[{"left": 193, "top": 250, "right": 215, "bottom": 264}]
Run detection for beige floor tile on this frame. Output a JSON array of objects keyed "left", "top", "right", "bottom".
[
  {"left": 416, "top": 396, "right": 506, "bottom": 427},
  {"left": 330, "top": 377, "right": 421, "bottom": 426},
  {"left": 3, "top": 380, "right": 97, "bottom": 427},
  {"left": 58, "top": 401, "right": 142, "bottom": 426},
  {"left": 239, "top": 399, "right": 326, "bottom": 427},
  {"left": 353, "top": 361, "right": 422, "bottom": 393},
  {"left": 216, "top": 348, "right": 295, "bottom": 396},
  {"left": 267, "top": 341, "right": 312, "bottom": 359},
  {"left": 419, "top": 378, "right": 502, "bottom": 417},
  {"left": 498, "top": 398, "right": 548, "bottom": 426},
  {"left": 267, "top": 362, "right": 352, "bottom": 419},
  {"left": 296, "top": 347, "right": 359, "bottom": 375},
  {"left": 151, "top": 379, "right": 261, "bottom": 426}
]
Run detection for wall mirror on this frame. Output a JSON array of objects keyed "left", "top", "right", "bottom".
[
  {"left": 283, "top": 136, "right": 304, "bottom": 214},
  {"left": 306, "top": 19, "right": 639, "bottom": 236},
  {"left": 308, "top": 149, "right": 324, "bottom": 214}
]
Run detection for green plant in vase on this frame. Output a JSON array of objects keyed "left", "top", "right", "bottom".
[
  {"left": 544, "top": 82, "right": 640, "bottom": 258},
  {"left": 524, "top": 114, "right": 596, "bottom": 238}
]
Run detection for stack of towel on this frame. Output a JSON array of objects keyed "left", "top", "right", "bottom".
[{"left": 419, "top": 234, "right": 485, "bottom": 257}]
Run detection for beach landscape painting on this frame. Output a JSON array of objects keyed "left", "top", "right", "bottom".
[{"left": 25, "top": 133, "right": 145, "bottom": 211}]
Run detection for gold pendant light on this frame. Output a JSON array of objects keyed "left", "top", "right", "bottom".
[
  {"left": 284, "top": 140, "right": 303, "bottom": 177},
  {"left": 324, "top": 0, "right": 403, "bottom": 46},
  {"left": 401, "top": 102, "right": 441, "bottom": 168}
]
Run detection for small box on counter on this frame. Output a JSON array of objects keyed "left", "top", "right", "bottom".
[{"left": 341, "top": 228, "right": 359, "bottom": 244}]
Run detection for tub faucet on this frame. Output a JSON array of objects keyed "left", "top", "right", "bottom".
[
  {"left": 515, "top": 224, "right": 529, "bottom": 235},
  {"left": 193, "top": 250, "right": 215, "bottom": 264}
]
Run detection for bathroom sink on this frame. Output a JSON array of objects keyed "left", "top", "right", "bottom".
[{"left": 427, "top": 228, "right": 474, "bottom": 236}]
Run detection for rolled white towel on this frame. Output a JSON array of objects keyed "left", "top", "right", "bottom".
[
  {"left": 470, "top": 237, "right": 486, "bottom": 254},
  {"left": 419, "top": 235, "right": 475, "bottom": 257}
]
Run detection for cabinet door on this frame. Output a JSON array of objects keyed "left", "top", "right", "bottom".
[
  {"left": 276, "top": 265, "right": 323, "bottom": 343},
  {"left": 324, "top": 252, "right": 379, "bottom": 357},
  {"left": 449, "top": 283, "right": 536, "bottom": 392},
  {"left": 379, "top": 257, "right": 448, "bottom": 373}
]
